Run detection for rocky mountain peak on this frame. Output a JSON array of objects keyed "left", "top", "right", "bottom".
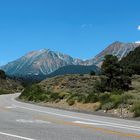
[{"left": 86, "top": 41, "right": 140, "bottom": 67}]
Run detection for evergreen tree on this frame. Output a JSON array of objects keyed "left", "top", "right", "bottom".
[
  {"left": 101, "top": 55, "right": 131, "bottom": 91},
  {"left": 90, "top": 70, "right": 95, "bottom": 76},
  {"left": 120, "top": 46, "right": 140, "bottom": 75},
  {"left": 0, "top": 70, "right": 6, "bottom": 79}
]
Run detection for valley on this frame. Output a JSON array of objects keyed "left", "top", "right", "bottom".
[
  {"left": 1, "top": 1, "right": 140, "bottom": 139},
  {"left": 0, "top": 41, "right": 140, "bottom": 118},
  {"left": 0, "top": 41, "right": 140, "bottom": 140}
]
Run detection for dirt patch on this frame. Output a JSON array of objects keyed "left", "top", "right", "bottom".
[
  {"left": 38, "top": 100, "right": 134, "bottom": 118},
  {"left": 39, "top": 100, "right": 101, "bottom": 112}
]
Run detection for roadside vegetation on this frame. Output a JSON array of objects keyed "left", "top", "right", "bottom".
[
  {"left": 0, "top": 70, "right": 23, "bottom": 94},
  {"left": 19, "top": 74, "right": 140, "bottom": 117},
  {"left": 19, "top": 47, "right": 140, "bottom": 117}
]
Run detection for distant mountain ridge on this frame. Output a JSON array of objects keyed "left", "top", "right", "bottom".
[
  {"left": 86, "top": 41, "right": 140, "bottom": 67},
  {"left": 1, "top": 49, "right": 85, "bottom": 77},
  {"left": 1, "top": 41, "right": 140, "bottom": 78}
]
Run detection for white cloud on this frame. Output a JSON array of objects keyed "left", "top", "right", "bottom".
[
  {"left": 135, "top": 41, "right": 140, "bottom": 44},
  {"left": 137, "top": 25, "right": 140, "bottom": 30},
  {"left": 81, "top": 24, "right": 93, "bottom": 28}
]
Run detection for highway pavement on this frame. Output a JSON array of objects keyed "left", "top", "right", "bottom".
[{"left": 0, "top": 93, "right": 140, "bottom": 140}]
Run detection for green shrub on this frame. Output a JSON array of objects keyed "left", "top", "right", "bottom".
[
  {"left": 99, "top": 92, "right": 135, "bottom": 110},
  {"left": 67, "top": 99, "right": 75, "bottom": 106},
  {"left": 102, "top": 102, "right": 115, "bottom": 110},
  {"left": 111, "top": 90, "right": 123, "bottom": 95},
  {"left": 109, "top": 94, "right": 122, "bottom": 108},
  {"left": 132, "top": 102, "right": 140, "bottom": 117},
  {"left": 90, "top": 71, "right": 95, "bottom": 76},
  {"left": 67, "top": 93, "right": 78, "bottom": 101},
  {"left": 99, "top": 92, "right": 110, "bottom": 104},
  {"left": 100, "top": 94, "right": 122, "bottom": 110},
  {"left": 19, "top": 85, "right": 47, "bottom": 102},
  {"left": 85, "top": 93, "right": 98, "bottom": 103},
  {"left": 120, "top": 93, "right": 134, "bottom": 104},
  {"left": 38, "top": 94, "right": 49, "bottom": 102},
  {"left": 49, "top": 92, "right": 60, "bottom": 101},
  {"left": 77, "top": 94, "right": 87, "bottom": 103},
  {"left": 58, "top": 92, "right": 70, "bottom": 99},
  {"left": 94, "top": 79, "right": 107, "bottom": 93}
]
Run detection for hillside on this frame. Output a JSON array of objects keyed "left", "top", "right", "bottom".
[
  {"left": 40, "top": 74, "right": 99, "bottom": 94},
  {"left": 120, "top": 46, "right": 140, "bottom": 75},
  {"left": 19, "top": 74, "right": 102, "bottom": 112},
  {"left": 46, "top": 65, "right": 100, "bottom": 78},
  {"left": 87, "top": 41, "right": 140, "bottom": 67},
  {"left": 0, "top": 70, "right": 23, "bottom": 94},
  {"left": 19, "top": 73, "right": 140, "bottom": 117}
]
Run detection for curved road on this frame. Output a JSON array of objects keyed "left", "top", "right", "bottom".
[{"left": 0, "top": 93, "right": 140, "bottom": 140}]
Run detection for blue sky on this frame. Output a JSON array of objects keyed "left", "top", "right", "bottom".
[{"left": 0, "top": 0, "right": 140, "bottom": 65}]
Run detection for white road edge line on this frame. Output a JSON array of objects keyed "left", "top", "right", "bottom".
[
  {"left": 0, "top": 131, "right": 36, "bottom": 140},
  {"left": 13, "top": 104, "right": 140, "bottom": 132},
  {"left": 16, "top": 119, "right": 51, "bottom": 124},
  {"left": 73, "top": 121, "right": 140, "bottom": 132},
  {"left": 74, "top": 121, "right": 102, "bottom": 126}
]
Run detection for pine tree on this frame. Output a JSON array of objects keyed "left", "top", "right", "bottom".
[{"left": 101, "top": 55, "right": 131, "bottom": 91}]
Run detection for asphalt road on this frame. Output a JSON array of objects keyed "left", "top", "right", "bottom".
[{"left": 0, "top": 93, "right": 140, "bottom": 140}]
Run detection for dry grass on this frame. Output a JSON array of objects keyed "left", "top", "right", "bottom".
[
  {"left": 20, "top": 74, "right": 140, "bottom": 117},
  {"left": 40, "top": 100, "right": 101, "bottom": 112},
  {"left": 0, "top": 78, "right": 23, "bottom": 94},
  {"left": 40, "top": 74, "right": 99, "bottom": 95}
]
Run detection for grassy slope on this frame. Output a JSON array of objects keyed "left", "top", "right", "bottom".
[
  {"left": 0, "top": 78, "right": 23, "bottom": 94},
  {"left": 40, "top": 74, "right": 99, "bottom": 95},
  {"left": 19, "top": 74, "right": 140, "bottom": 118}
]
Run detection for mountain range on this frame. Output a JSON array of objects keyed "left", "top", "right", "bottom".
[
  {"left": 1, "top": 41, "right": 140, "bottom": 78},
  {"left": 1, "top": 49, "right": 84, "bottom": 76},
  {"left": 86, "top": 41, "right": 140, "bottom": 67}
]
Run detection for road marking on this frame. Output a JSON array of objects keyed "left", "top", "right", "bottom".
[
  {"left": 69, "top": 122, "right": 140, "bottom": 139},
  {"left": 0, "top": 131, "right": 35, "bottom": 140},
  {"left": 5, "top": 106, "right": 14, "bottom": 109},
  {"left": 73, "top": 121, "right": 140, "bottom": 132},
  {"left": 32, "top": 115, "right": 140, "bottom": 139},
  {"left": 13, "top": 105, "right": 140, "bottom": 132},
  {"left": 5, "top": 95, "right": 140, "bottom": 139},
  {"left": 16, "top": 119, "right": 50, "bottom": 124},
  {"left": 5, "top": 105, "right": 17, "bottom": 109},
  {"left": 74, "top": 121, "right": 103, "bottom": 125}
]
